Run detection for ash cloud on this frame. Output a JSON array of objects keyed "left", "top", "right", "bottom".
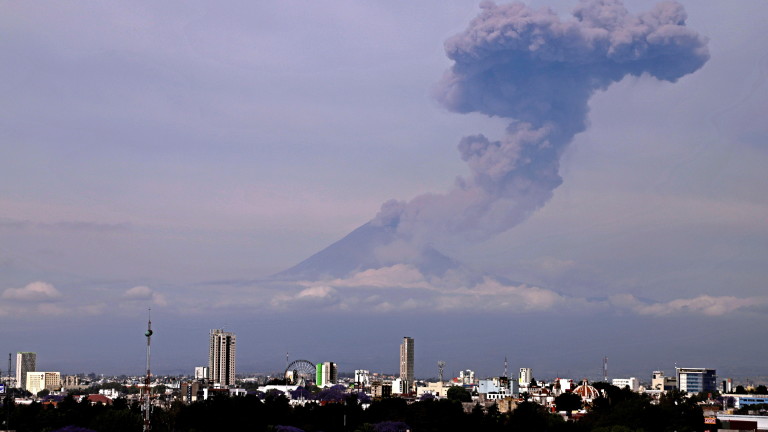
[{"left": 373, "top": 0, "right": 709, "bottom": 245}]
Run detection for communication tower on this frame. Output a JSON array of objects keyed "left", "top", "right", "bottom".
[
  {"left": 437, "top": 360, "right": 445, "bottom": 383},
  {"left": 141, "top": 309, "right": 153, "bottom": 432}
]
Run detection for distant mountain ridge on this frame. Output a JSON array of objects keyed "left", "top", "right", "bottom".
[{"left": 273, "top": 221, "right": 461, "bottom": 281}]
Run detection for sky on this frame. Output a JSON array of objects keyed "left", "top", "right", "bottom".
[{"left": 1, "top": 0, "right": 767, "bottom": 381}]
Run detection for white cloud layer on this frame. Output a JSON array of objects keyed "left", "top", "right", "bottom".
[
  {"left": 123, "top": 286, "right": 168, "bottom": 306},
  {"left": 2, "top": 281, "right": 62, "bottom": 302},
  {"left": 0, "top": 281, "right": 107, "bottom": 317},
  {"left": 268, "top": 265, "right": 764, "bottom": 317},
  {"left": 609, "top": 293, "right": 764, "bottom": 317}
]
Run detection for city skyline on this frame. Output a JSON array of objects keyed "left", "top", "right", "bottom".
[{"left": 1, "top": 0, "right": 767, "bottom": 378}]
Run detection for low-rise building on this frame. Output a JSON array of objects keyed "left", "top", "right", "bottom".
[
  {"left": 477, "top": 377, "right": 519, "bottom": 400},
  {"left": 651, "top": 371, "right": 676, "bottom": 391},
  {"left": 371, "top": 381, "right": 392, "bottom": 398},
  {"left": 416, "top": 381, "right": 446, "bottom": 398},
  {"left": 729, "top": 394, "right": 768, "bottom": 409},
  {"left": 676, "top": 368, "right": 716, "bottom": 394},
  {"left": 26, "top": 372, "right": 61, "bottom": 395},
  {"left": 612, "top": 377, "right": 639, "bottom": 392}
]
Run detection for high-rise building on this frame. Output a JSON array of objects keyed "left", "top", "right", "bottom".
[
  {"left": 676, "top": 367, "right": 717, "bottom": 394},
  {"left": 315, "top": 362, "right": 337, "bottom": 387},
  {"left": 399, "top": 336, "right": 414, "bottom": 388},
  {"left": 16, "top": 352, "right": 36, "bottom": 390},
  {"left": 208, "top": 329, "right": 236, "bottom": 386},
  {"left": 519, "top": 367, "right": 533, "bottom": 386},
  {"left": 354, "top": 370, "right": 370, "bottom": 387}
]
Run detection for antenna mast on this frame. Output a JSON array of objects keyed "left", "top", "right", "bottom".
[
  {"left": 602, "top": 356, "right": 608, "bottom": 382},
  {"left": 142, "top": 308, "right": 153, "bottom": 432},
  {"left": 6, "top": 353, "right": 10, "bottom": 431},
  {"left": 437, "top": 361, "right": 445, "bottom": 383}
]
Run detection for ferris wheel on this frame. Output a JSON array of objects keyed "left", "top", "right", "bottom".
[{"left": 284, "top": 359, "right": 316, "bottom": 386}]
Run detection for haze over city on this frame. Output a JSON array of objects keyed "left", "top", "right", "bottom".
[{"left": 1, "top": 0, "right": 767, "bottom": 380}]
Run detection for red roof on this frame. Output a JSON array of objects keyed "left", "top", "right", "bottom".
[{"left": 86, "top": 394, "right": 113, "bottom": 405}]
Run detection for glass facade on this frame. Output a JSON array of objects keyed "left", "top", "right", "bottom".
[{"left": 676, "top": 368, "right": 716, "bottom": 394}]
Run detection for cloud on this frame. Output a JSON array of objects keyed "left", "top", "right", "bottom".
[
  {"left": 0, "top": 282, "right": 105, "bottom": 317},
  {"left": 315, "top": 264, "right": 434, "bottom": 290},
  {"left": 0, "top": 217, "right": 130, "bottom": 234},
  {"left": 610, "top": 293, "right": 765, "bottom": 316},
  {"left": 123, "top": 285, "right": 167, "bottom": 306},
  {"left": 2, "top": 281, "right": 62, "bottom": 302},
  {"left": 270, "top": 285, "right": 341, "bottom": 310},
  {"left": 368, "top": 0, "right": 708, "bottom": 247},
  {"left": 265, "top": 266, "right": 765, "bottom": 318},
  {"left": 291, "top": 266, "right": 567, "bottom": 312},
  {"left": 296, "top": 285, "right": 336, "bottom": 300}
]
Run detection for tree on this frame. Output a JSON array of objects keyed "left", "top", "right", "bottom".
[
  {"left": 554, "top": 392, "right": 582, "bottom": 414},
  {"left": 736, "top": 385, "right": 746, "bottom": 394},
  {"left": 755, "top": 385, "right": 767, "bottom": 394},
  {"left": 373, "top": 421, "right": 409, "bottom": 432},
  {"left": 37, "top": 389, "right": 51, "bottom": 398},
  {"left": 446, "top": 386, "right": 471, "bottom": 403},
  {"left": 506, "top": 401, "right": 561, "bottom": 431}
]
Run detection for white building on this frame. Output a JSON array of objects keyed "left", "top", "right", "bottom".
[
  {"left": 478, "top": 377, "right": 519, "bottom": 400},
  {"left": 459, "top": 370, "right": 475, "bottom": 385},
  {"left": 194, "top": 366, "right": 208, "bottom": 380},
  {"left": 519, "top": 368, "right": 533, "bottom": 386},
  {"left": 612, "top": 377, "right": 640, "bottom": 392},
  {"left": 391, "top": 378, "right": 407, "bottom": 395},
  {"left": 26, "top": 371, "right": 60, "bottom": 395},
  {"left": 354, "top": 370, "right": 370, "bottom": 387}
]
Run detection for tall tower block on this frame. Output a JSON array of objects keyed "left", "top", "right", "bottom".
[
  {"left": 209, "top": 329, "right": 236, "bottom": 386},
  {"left": 15, "top": 352, "right": 36, "bottom": 390},
  {"left": 399, "top": 336, "right": 414, "bottom": 388}
]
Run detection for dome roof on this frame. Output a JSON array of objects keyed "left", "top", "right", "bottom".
[{"left": 574, "top": 380, "right": 600, "bottom": 400}]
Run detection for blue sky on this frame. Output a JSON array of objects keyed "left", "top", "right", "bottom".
[{"left": 1, "top": 0, "right": 767, "bottom": 380}]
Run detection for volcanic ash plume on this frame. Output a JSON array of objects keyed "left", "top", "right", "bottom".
[{"left": 373, "top": 0, "right": 709, "bottom": 245}]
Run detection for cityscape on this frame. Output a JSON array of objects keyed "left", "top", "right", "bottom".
[{"left": 3, "top": 330, "right": 768, "bottom": 431}]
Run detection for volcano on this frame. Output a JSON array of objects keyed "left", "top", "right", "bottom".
[{"left": 273, "top": 221, "right": 460, "bottom": 281}]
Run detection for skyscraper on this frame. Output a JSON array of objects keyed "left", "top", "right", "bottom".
[
  {"left": 519, "top": 367, "right": 533, "bottom": 386},
  {"left": 16, "top": 352, "right": 36, "bottom": 390},
  {"left": 209, "top": 329, "right": 236, "bottom": 386},
  {"left": 315, "top": 361, "right": 337, "bottom": 387},
  {"left": 399, "top": 336, "right": 414, "bottom": 388}
]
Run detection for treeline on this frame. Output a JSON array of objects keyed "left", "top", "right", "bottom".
[{"left": 2, "top": 386, "right": 709, "bottom": 432}]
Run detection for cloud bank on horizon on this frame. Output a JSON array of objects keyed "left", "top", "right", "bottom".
[{"left": 373, "top": 0, "right": 709, "bottom": 246}]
